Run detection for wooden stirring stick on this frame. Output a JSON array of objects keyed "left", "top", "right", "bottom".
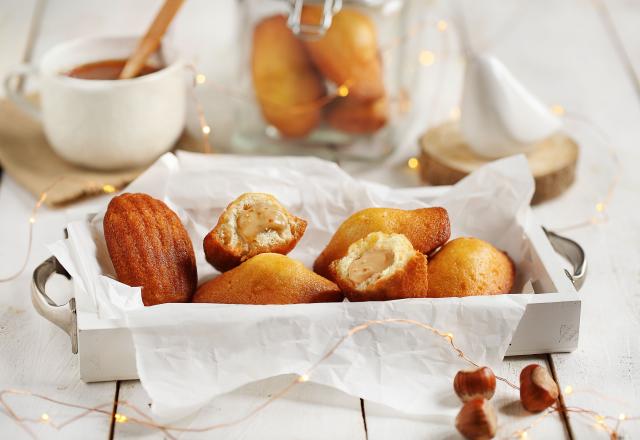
[{"left": 119, "top": 0, "right": 185, "bottom": 80}]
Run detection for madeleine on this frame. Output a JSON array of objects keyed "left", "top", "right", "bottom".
[
  {"left": 252, "top": 15, "right": 326, "bottom": 137},
  {"left": 204, "top": 192, "right": 307, "bottom": 272},
  {"left": 428, "top": 237, "right": 515, "bottom": 297},
  {"left": 329, "top": 232, "right": 429, "bottom": 302},
  {"left": 314, "top": 207, "right": 450, "bottom": 280},
  {"left": 194, "top": 254, "right": 343, "bottom": 305}
]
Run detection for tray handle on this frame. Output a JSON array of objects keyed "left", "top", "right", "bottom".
[
  {"left": 543, "top": 227, "right": 587, "bottom": 291},
  {"left": 31, "top": 256, "right": 78, "bottom": 354}
]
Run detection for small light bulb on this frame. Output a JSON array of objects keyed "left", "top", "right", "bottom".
[
  {"left": 195, "top": 73, "right": 207, "bottom": 85},
  {"left": 407, "top": 157, "right": 419, "bottom": 169},
  {"left": 519, "top": 432, "right": 528, "bottom": 440},
  {"left": 596, "top": 202, "right": 605, "bottom": 212},
  {"left": 298, "top": 374, "right": 310, "bottom": 383},
  {"left": 619, "top": 413, "right": 626, "bottom": 421},
  {"left": 551, "top": 104, "right": 565, "bottom": 116},
  {"left": 564, "top": 385, "right": 573, "bottom": 395},
  {"left": 437, "top": 20, "right": 448, "bottom": 32},
  {"left": 450, "top": 106, "right": 461, "bottom": 119},
  {"left": 114, "top": 413, "right": 128, "bottom": 423},
  {"left": 445, "top": 332, "right": 454, "bottom": 340},
  {"left": 419, "top": 50, "right": 435, "bottom": 66},
  {"left": 102, "top": 184, "right": 116, "bottom": 194},
  {"left": 202, "top": 125, "right": 211, "bottom": 135},
  {"left": 29, "top": 216, "right": 36, "bottom": 224},
  {"left": 337, "top": 85, "right": 349, "bottom": 97},
  {"left": 40, "top": 413, "right": 50, "bottom": 422}
]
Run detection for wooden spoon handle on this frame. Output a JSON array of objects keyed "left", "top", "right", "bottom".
[{"left": 119, "top": 0, "right": 184, "bottom": 80}]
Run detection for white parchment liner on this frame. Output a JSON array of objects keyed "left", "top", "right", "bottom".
[{"left": 51, "top": 152, "right": 535, "bottom": 422}]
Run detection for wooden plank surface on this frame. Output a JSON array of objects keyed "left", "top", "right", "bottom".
[
  {"left": 2, "top": 0, "right": 640, "bottom": 439},
  {"left": 0, "top": 2, "right": 117, "bottom": 439},
  {"left": 524, "top": 1, "right": 640, "bottom": 438},
  {"left": 600, "top": 0, "right": 640, "bottom": 84},
  {"left": 0, "top": 177, "right": 117, "bottom": 439}
]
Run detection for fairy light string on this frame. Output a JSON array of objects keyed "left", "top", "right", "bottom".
[
  {"left": 552, "top": 110, "right": 622, "bottom": 232},
  {"left": 0, "top": 177, "right": 115, "bottom": 283},
  {"left": 401, "top": 14, "right": 621, "bottom": 234},
  {"left": 0, "top": 13, "right": 630, "bottom": 440},
  {"left": 0, "top": 176, "right": 61, "bottom": 283},
  {"left": 1, "top": 318, "right": 638, "bottom": 439},
  {"left": 185, "top": 64, "right": 214, "bottom": 154},
  {"left": 186, "top": 16, "right": 457, "bottom": 127}
]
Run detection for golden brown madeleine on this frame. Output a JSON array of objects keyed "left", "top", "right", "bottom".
[
  {"left": 204, "top": 193, "right": 307, "bottom": 272},
  {"left": 427, "top": 237, "right": 515, "bottom": 297},
  {"left": 252, "top": 15, "right": 326, "bottom": 138},
  {"left": 301, "top": 6, "right": 384, "bottom": 100},
  {"left": 325, "top": 95, "right": 388, "bottom": 134},
  {"left": 329, "top": 232, "right": 428, "bottom": 302},
  {"left": 194, "top": 253, "right": 343, "bottom": 305},
  {"left": 103, "top": 193, "right": 197, "bottom": 306},
  {"left": 314, "top": 207, "right": 450, "bottom": 279}
]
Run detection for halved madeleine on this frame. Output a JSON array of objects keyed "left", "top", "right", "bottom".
[
  {"left": 204, "top": 193, "right": 307, "bottom": 272},
  {"left": 314, "top": 207, "right": 450, "bottom": 280},
  {"left": 329, "top": 232, "right": 429, "bottom": 302}
]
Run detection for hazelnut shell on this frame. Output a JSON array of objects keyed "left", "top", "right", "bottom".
[
  {"left": 455, "top": 397, "right": 498, "bottom": 440},
  {"left": 519, "top": 364, "right": 559, "bottom": 412},
  {"left": 454, "top": 366, "right": 497, "bottom": 402}
]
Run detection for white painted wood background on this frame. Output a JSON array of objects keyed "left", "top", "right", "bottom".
[{"left": 0, "top": 0, "right": 639, "bottom": 438}]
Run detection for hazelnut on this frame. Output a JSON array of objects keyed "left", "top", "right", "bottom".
[
  {"left": 519, "top": 364, "right": 559, "bottom": 412},
  {"left": 455, "top": 397, "right": 498, "bottom": 440},
  {"left": 454, "top": 366, "right": 497, "bottom": 402}
]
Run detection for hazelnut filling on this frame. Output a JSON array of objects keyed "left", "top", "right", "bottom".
[
  {"left": 347, "top": 248, "right": 395, "bottom": 284},
  {"left": 236, "top": 202, "right": 288, "bottom": 242}
]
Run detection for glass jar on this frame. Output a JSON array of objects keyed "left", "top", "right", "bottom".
[{"left": 230, "top": 0, "right": 423, "bottom": 161}]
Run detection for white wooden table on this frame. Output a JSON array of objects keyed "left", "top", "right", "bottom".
[{"left": 1, "top": 0, "right": 639, "bottom": 438}]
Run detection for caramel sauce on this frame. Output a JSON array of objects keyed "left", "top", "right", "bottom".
[
  {"left": 236, "top": 202, "right": 287, "bottom": 242},
  {"left": 66, "top": 59, "right": 161, "bottom": 80},
  {"left": 348, "top": 248, "right": 395, "bottom": 284}
]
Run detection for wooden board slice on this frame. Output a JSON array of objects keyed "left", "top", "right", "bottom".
[{"left": 419, "top": 121, "right": 579, "bottom": 204}]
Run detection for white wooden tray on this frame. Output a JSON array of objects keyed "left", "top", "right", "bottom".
[{"left": 31, "top": 208, "right": 585, "bottom": 383}]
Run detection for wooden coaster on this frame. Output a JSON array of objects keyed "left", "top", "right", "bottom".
[{"left": 419, "top": 121, "right": 579, "bottom": 204}]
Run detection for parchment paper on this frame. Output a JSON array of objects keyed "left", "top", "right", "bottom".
[{"left": 50, "top": 152, "right": 535, "bottom": 422}]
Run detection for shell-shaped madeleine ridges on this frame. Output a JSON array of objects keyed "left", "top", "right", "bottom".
[{"left": 104, "top": 193, "right": 197, "bottom": 306}]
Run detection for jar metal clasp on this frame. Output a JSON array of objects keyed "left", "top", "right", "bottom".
[{"left": 287, "top": 0, "right": 343, "bottom": 39}]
